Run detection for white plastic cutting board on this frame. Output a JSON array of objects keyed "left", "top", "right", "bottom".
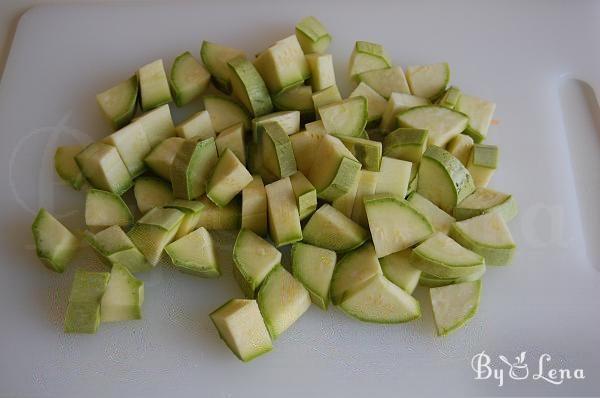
[{"left": 0, "top": 1, "right": 599, "bottom": 397}]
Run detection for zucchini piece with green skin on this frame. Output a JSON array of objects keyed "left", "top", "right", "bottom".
[
  {"left": 290, "top": 130, "right": 324, "bottom": 176},
  {"left": 55, "top": 146, "right": 85, "bottom": 190},
  {"left": 207, "top": 148, "right": 253, "bottom": 207},
  {"left": 102, "top": 121, "right": 151, "bottom": 177},
  {"left": 302, "top": 204, "right": 368, "bottom": 253},
  {"left": 241, "top": 175, "right": 268, "bottom": 237},
  {"left": 349, "top": 82, "right": 387, "bottom": 122},
  {"left": 233, "top": 228, "right": 281, "bottom": 297},
  {"left": 136, "top": 104, "right": 176, "bottom": 148},
  {"left": 340, "top": 274, "right": 421, "bottom": 324},
  {"left": 170, "top": 137, "right": 219, "bottom": 200},
  {"left": 209, "top": 299, "right": 273, "bottom": 362},
  {"left": 453, "top": 187, "right": 517, "bottom": 222},
  {"left": 383, "top": 128, "right": 428, "bottom": 163},
  {"left": 374, "top": 156, "right": 412, "bottom": 199},
  {"left": 406, "top": 63, "right": 450, "bottom": 100},
  {"left": 64, "top": 270, "right": 109, "bottom": 333},
  {"left": 252, "top": 111, "right": 300, "bottom": 143},
  {"left": 312, "top": 85, "right": 342, "bottom": 116},
  {"left": 85, "top": 226, "right": 152, "bottom": 273},
  {"left": 307, "top": 135, "right": 362, "bottom": 202},
  {"left": 445, "top": 133, "right": 473, "bottom": 166},
  {"left": 335, "top": 135, "right": 382, "bottom": 172},
  {"left": 257, "top": 265, "right": 311, "bottom": 339},
  {"left": 265, "top": 177, "right": 302, "bottom": 247},
  {"left": 364, "top": 193, "right": 434, "bottom": 258},
  {"left": 228, "top": 57, "right": 273, "bottom": 117},
  {"left": 417, "top": 145, "right": 475, "bottom": 213},
  {"left": 407, "top": 192, "right": 456, "bottom": 234},
  {"left": 215, "top": 122, "right": 246, "bottom": 165},
  {"left": 449, "top": 212, "right": 516, "bottom": 266},
  {"left": 272, "top": 85, "right": 314, "bottom": 115},
  {"left": 169, "top": 51, "right": 210, "bottom": 106},
  {"left": 455, "top": 94, "right": 496, "bottom": 143},
  {"left": 200, "top": 41, "right": 246, "bottom": 93},
  {"left": 175, "top": 110, "right": 215, "bottom": 141},
  {"left": 418, "top": 266, "right": 486, "bottom": 288},
  {"left": 85, "top": 189, "right": 133, "bottom": 228},
  {"left": 127, "top": 207, "right": 185, "bottom": 266},
  {"left": 164, "top": 199, "right": 206, "bottom": 240},
  {"left": 196, "top": 196, "right": 241, "bottom": 230},
  {"left": 348, "top": 41, "right": 392, "bottom": 80},
  {"left": 96, "top": 75, "right": 138, "bottom": 130},
  {"left": 254, "top": 35, "right": 310, "bottom": 94},
  {"left": 407, "top": 166, "right": 418, "bottom": 197},
  {"left": 436, "top": 86, "right": 462, "bottom": 109},
  {"left": 397, "top": 105, "right": 469, "bottom": 147},
  {"left": 32, "top": 209, "right": 78, "bottom": 273},
  {"left": 203, "top": 95, "right": 250, "bottom": 132},
  {"left": 411, "top": 232, "right": 485, "bottom": 279},
  {"left": 467, "top": 144, "right": 498, "bottom": 187},
  {"left": 295, "top": 16, "right": 331, "bottom": 54},
  {"left": 75, "top": 142, "right": 132, "bottom": 195},
  {"left": 165, "top": 227, "right": 220, "bottom": 278},
  {"left": 330, "top": 242, "right": 382, "bottom": 305},
  {"left": 319, "top": 97, "right": 368, "bottom": 137},
  {"left": 305, "top": 120, "right": 326, "bottom": 134},
  {"left": 291, "top": 242, "right": 336, "bottom": 310},
  {"left": 289, "top": 171, "right": 317, "bottom": 220},
  {"left": 138, "top": 59, "right": 172, "bottom": 111},
  {"left": 380, "top": 93, "right": 430, "bottom": 132},
  {"left": 144, "top": 137, "right": 184, "bottom": 181},
  {"left": 380, "top": 249, "right": 421, "bottom": 294},
  {"left": 332, "top": 168, "right": 359, "bottom": 217},
  {"left": 430, "top": 280, "right": 481, "bottom": 336},
  {"left": 305, "top": 53, "right": 335, "bottom": 91},
  {"left": 358, "top": 66, "right": 410, "bottom": 99},
  {"left": 260, "top": 122, "right": 297, "bottom": 179},
  {"left": 100, "top": 263, "right": 144, "bottom": 322},
  {"left": 351, "top": 170, "right": 379, "bottom": 228}
]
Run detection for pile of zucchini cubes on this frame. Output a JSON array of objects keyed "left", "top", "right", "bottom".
[{"left": 32, "top": 16, "right": 517, "bottom": 361}]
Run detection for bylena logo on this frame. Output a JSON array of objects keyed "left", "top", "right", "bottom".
[{"left": 471, "top": 351, "right": 585, "bottom": 387}]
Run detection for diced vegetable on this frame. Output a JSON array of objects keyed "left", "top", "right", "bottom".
[
  {"left": 32, "top": 209, "right": 78, "bottom": 273},
  {"left": 407, "top": 192, "right": 456, "bottom": 234},
  {"left": 295, "top": 16, "right": 331, "bottom": 54},
  {"left": 319, "top": 97, "right": 368, "bottom": 137},
  {"left": 397, "top": 105, "right": 469, "bottom": 147},
  {"left": 228, "top": 57, "right": 273, "bottom": 117},
  {"left": 102, "top": 121, "right": 151, "bottom": 177},
  {"left": 265, "top": 177, "right": 302, "bottom": 247},
  {"left": 200, "top": 41, "right": 246, "bottom": 93},
  {"left": 302, "top": 204, "right": 368, "bottom": 253},
  {"left": 430, "top": 281, "right": 481, "bottom": 336},
  {"left": 207, "top": 148, "right": 253, "bottom": 207},
  {"left": 64, "top": 270, "right": 109, "bottom": 333},
  {"left": 374, "top": 156, "right": 412, "bottom": 199},
  {"left": 254, "top": 35, "right": 310, "bottom": 94},
  {"left": 85, "top": 189, "right": 133, "bottom": 228},
  {"left": 196, "top": 196, "right": 241, "bottom": 230},
  {"left": 100, "top": 263, "right": 144, "bottom": 322},
  {"left": 382, "top": 128, "right": 428, "bottom": 163},
  {"left": 349, "top": 82, "right": 387, "bottom": 122},
  {"left": 348, "top": 41, "right": 391, "bottom": 80},
  {"left": 305, "top": 53, "right": 335, "bottom": 91},
  {"left": 165, "top": 227, "right": 220, "bottom": 277},
  {"left": 215, "top": 122, "right": 246, "bottom": 165},
  {"left": 171, "top": 137, "right": 219, "bottom": 200},
  {"left": 291, "top": 242, "right": 336, "bottom": 310},
  {"left": 272, "top": 85, "right": 314, "bottom": 115},
  {"left": 241, "top": 175, "right": 268, "bottom": 236},
  {"left": 96, "top": 75, "right": 138, "bottom": 130},
  {"left": 380, "top": 93, "right": 430, "bottom": 132},
  {"left": 169, "top": 51, "right": 210, "bottom": 106},
  {"left": 136, "top": 104, "right": 176, "bottom": 148},
  {"left": 351, "top": 170, "right": 379, "bottom": 227},
  {"left": 259, "top": 122, "right": 297, "bottom": 179},
  {"left": 453, "top": 187, "right": 517, "bottom": 222},
  {"left": 406, "top": 62, "right": 450, "bottom": 99},
  {"left": 330, "top": 242, "right": 382, "bottom": 304},
  {"left": 467, "top": 144, "right": 498, "bottom": 187},
  {"left": 455, "top": 94, "right": 495, "bottom": 143},
  {"left": 85, "top": 225, "right": 152, "bottom": 273},
  {"left": 312, "top": 84, "right": 342, "bottom": 115},
  {"left": 335, "top": 135, "right": 382, "bottom": 172},
  {"left": 358, "top": 66, "right": 410, "bottom": 99},
  {"left": 144, "top": 136, "right": 184, "bottom": 181},
  {"left": 138, "top": 59, "right": 172, "bottom": 111},
  {"left": 233, "top": 228, "right": 281, "bottom": 297},
  {"left": 290, "top": 129, "right": 324, "bottom": 175},
  {"left": 54, "top": 146, "right": 85, "bottom": 190},
  {"left": 252, "top": 110, "right": 300, "bottom": 142},
  {"left": 75, "top": 142, "right": 132, "bottom": 195},
  {"left": 445, "top": 133, "right": 473, "bottom": 166},
  {"left": 175, "top": 110, "right": 215, "bottom": 141},
  {"left": 380, "top": 249, "right": 421, "bottom": 294},
  {"left": 203, "top": 95, "right": 250, "bottom": 132},
  {"left": 436, "top": 86, "right": 462, "bottom": 109},
  {"left": 289, "top": 171, "right": 317, "bottom": 220}
]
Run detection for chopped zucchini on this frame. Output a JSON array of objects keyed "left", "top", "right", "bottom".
[
  {"left": 445, "top": 133, "right": 474, "bottom": 166},
  {"left": 75, "top": 142, "right": 132, "bottom": 195},
  {"left": 407, "top": 192, "right": 456, "bottom": 234},
  {"left": 380, "top": 249, "right": 421, "bottom": 294},
  {"left": 374, "top": 156, "right": 412, "bottom": 199},
  {"left": 259, "top": 122, "right": 297, "bottom": 179},
  {"left": 138, "top": 59, "right": 172, "bottom": 111},
  {"left": 453, "top": 187, "right": 517, "bottom": 222},
  {"left": 54, "top": 146, "right": 85, "bottom": 190},
  {"left": 467, "top": 144, "right": 498, "bottom": 187},
  {"left": 32, "top": 208, "right": 78, "bottom": 273},
  {"left": 349, "top": 82, "right": 387, "bottom": 122},
  {"left": 265, "top": 177, "right": 302, "bottom": 247},
  {"left": 64, "top": 270, "right": 109, "bottom": 333},
  {"left": 382, "top": 128, "right": 428, "bottom": 163},
  {"left": 233, "top": 228, "right": 281, "bottom": 297},
  {"left": 397, "top": 105, "right": 469, "bottom": 147},
  {"left": 200, "top": 41, "right": 246, "bottom": 93},
  {"left": 175, "top": 110, "right": 215, "bottom": 141},
  {"left": 85, "top": 189, "right": 133, "bottom": 228},
  {"left": 364, "top": 193, "right": 433, "bottom": 258},
  {"left": 305, "top": 53, "right": 335, "bottom": 91},
  {"left": 302, "top": 204, "right": 368, "bottom": 253},
  {"left": 430, "top": 281, "right": 481, "bottom": 336},
  {"left": 331, "top": 169, "right": 359, "bottom": 217},
  {"left": 295, "top": 16, "right": 331, "bottom": 54},
  {"left": 165, "top": 227, "right": 220, "bottom": 277},
  {"left": 215, "top": 122, "right": 246, "bottom": 165},
  {"left": 335, "top": 135, "right": 382, "bottom": 172},
  {"left": 319, "top": 97, "right": 368, "bottom": 137},
  {"left": 100, "top": 263, "right": 144, "bottom": 322},
  {"left": 171, "top": 137, "right": 219, "bottom": 200},
  {"left": 209, "top": 299, "right": 272, "bottom": 362},
  {"left": 241, "top": 175, "right": 268, "bottom": 236},
  {"left": 252, "top": 110, "right": 300, "bottom": 143},
  {"left": 291, "top": 242, "right": 336, "bottom": 310},
  {"left": 436, "top": 86, "right": 462, "bottom": 109},
  {"left": 348, "top": 41, "right": 392, "bottom": 80},
  {"left": 257, "top": 265, "right": 311, "bottom": 339},
  {"left": 203, "top": 95, "right": 250, "bottom": 132},
  {"left": 254, "top": 35, "right": 310, "bottom": 94},
  {"left": 305, "top": 120, "right": 326, "bottom": 134},
  {"left": 144, "top": 136, "right": 184, "bottom": 181},
  {"left": 449, "top": 212, "right": 516, "bottom": 266},
  {"left": 207, "top": 148, "right": 253, "bottom": 207},
  {"left": 455, "top": 94, "right": 496, "bottom": 143},
  {"left": 228, "top": 57, "right": 273, "bottom": 117},
  {"left": 330, "top": 242, "right": 382, "bottom": 304},
  {"left": 169, "top": 51, "right": 210, "bottom": 106},
  {"left": 136, "top": 104, "right": 176, "bottom": 147},
  {"left": 351, "top": 170, "right": 379, "bottom": 227},
  {"left": 358, "top": 66, "right": 410, "bottom": 99},
  {"left": 380, "top": 92, "right": 430, "bottom": 132},
  {"left": 417, "top": 145, "right": 475, "bottom": 213},
  {"left": 85, "top": 225, "right": 152, "bottom": 273},
  {"left": 312, "top": 85, "right": 342, "bottom": 116},
  {"left": 290, "top": 130, "right": 324, "bottom": 175},
  {"left": 102, "top": 121, "right": 151, "bottom": 177},
  {"left": 272, "top": 85, "right": 314, "bottom": 115},
  {"left": 289, "top": 171, "right": 317, "bottom": 220},
  {"left": 196, "top": 196, "right": 241, "bottom": 230},
  {"left": 96, "top": 75, "right": 138, "bottom": 130},
  {"left": 406, "top": 62, "right": 450, "bottom": 99}
]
